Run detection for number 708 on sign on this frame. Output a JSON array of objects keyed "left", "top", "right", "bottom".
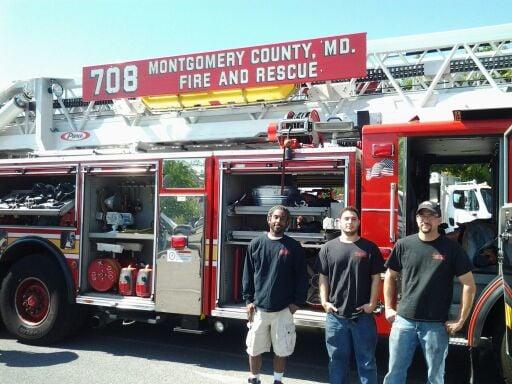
[{"left": 89, "top": 65, "right": 138, "bottom": 96}]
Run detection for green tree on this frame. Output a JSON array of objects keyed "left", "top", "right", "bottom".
[
  {"left": 161, "top": 196, "right": 202, "bottom": 227},
  {"left": 161, "top": 159, "right": 205, "bottom": 226},
  {"left": 163, "top": 159, "right": 204, "bottom": 188},
  {"left": 431, "top": 163, "right": 491, "bottom": 184}
]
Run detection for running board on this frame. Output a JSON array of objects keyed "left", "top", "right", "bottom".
[
  {"left": 76, "top": 292, "right": 155, "bottom": 311},
  {"left": 449, "top": 337, "right": 469, "bottom": 346},
  {"left": 211, "top": 306, "right": 327, "bottom": 328},
  {"left": 449, "top": 336, "right": 491, "bottom": 347},
  {"left": 173, "top": 326, "right": 207, "bottom": 335}
]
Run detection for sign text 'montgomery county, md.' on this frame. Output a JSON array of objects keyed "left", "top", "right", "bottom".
[{"left": 82, "top": 33, "right": 366, "bottom": 101}]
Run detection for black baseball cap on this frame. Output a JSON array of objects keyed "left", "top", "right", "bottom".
[{"left": 416, "top": 201, "right": 441, "bottom": 217}]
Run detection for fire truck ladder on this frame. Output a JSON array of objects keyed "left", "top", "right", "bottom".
[
  {"left": 0, "top": 23, "right": 510, "bottom": 154},
  {"left": 307, "top": 23, "right": 512, "bottom": 123}
]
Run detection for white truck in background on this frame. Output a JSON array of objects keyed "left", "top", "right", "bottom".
[{"left": 430, "top": 172, "right": 492, "bottom": 232}]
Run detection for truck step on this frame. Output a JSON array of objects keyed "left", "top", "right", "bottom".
[
  {"left": 449, "top": 337, "right": 468, "bottom": 346},
  {"left": 173, "top": 326, "right": 207, "bottom": 335}
]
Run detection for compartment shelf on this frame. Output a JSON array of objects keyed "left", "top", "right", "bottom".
[
  {"left": 89, "top": 232, "right": 154, "bottom": 240},
  {"left": 229, "top": 230, "right": 325, "bottom": 243},
  {"left": 0, "top": 199, "right": 74, "bottom": 217},
  {"left": 229, "top": 205, "right": 329, "bottom": 216},
  {"left": 225, "top": 240, "right": 322, "bottom": 249}
]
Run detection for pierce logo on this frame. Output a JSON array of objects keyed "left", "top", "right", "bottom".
[{"left": 61, "top": 131, "right": 90, "bottom": 141}]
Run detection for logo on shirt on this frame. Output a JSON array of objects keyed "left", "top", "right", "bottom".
[
  {"left": 353, "top": 251, "right": 368, "bottom": 258},
  {"left": 432, "top": 253, "right": 445, "bottom": 261},
  {"left": 279, "top": 248, "right": 290, "bottom": 257}
]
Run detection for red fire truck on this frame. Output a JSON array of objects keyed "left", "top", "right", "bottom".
[{"left": 0, "top": 24, "right": 511, "bottom": 381}]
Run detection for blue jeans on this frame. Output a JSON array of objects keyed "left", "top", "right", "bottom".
[
  {"left": 325, "top": 312, "right": 378, "bottom": 384},
  {"left": 383, "top": 315, "right": 449, "bottom": 384}
]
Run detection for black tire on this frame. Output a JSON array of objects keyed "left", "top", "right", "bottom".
[
  {"left": 0, "top": 254, "right": 75, "bottom": 345},
  {"left": 493, "top": 330, "right": 512, "bottom": 384}
]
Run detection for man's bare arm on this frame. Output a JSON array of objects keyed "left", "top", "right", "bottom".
[
  {"left": 445, "top": 271, "right": 476, "bottom": 334},
  {"left": 358, "top": 273, "right": 381, "bottom": 313},
  {"left": 319, "top": 273, "right": 337, "bottom": 313},
  {"left": 384, "top": 268, "right": 399, "bottom": 323}
]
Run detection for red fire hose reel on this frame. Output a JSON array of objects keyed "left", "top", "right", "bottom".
[{"left": 87, "top": 258, "right": 121, "bottom": 292}]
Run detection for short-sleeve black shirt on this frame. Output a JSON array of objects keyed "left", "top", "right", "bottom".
[
  {"left": 317, "top": 237, "right": 385, "bottom": 317},
  {"left": 242, "top": 234, "right": 308, "bottom": 312},
  {"left": 385, "top": 234, "right": 473, "bottom": 322}
]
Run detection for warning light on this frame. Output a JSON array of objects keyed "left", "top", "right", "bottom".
[
  {"left": 372, "top": 143, "right": 394, "bottom": 157},
  {"left": 171, "top": 235, "right": 187, "bottom": 249}
]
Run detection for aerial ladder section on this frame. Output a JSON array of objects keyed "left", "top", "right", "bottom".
[{"left": 0, "top": 23, "right": 511, "bottom": 154}]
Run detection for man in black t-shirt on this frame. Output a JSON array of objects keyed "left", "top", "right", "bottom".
[
  {"left": 383, "top": 201, "right": 476, "bottom": 384},
  {"left": 242, "top": 205, "right": 308, "bottom": 384},
  {"left": 317, "top": 206, "right": 385, "bottom": 384}
]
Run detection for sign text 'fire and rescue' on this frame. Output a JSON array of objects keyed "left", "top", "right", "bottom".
[{"left": 82, "top": 33, "right": 366, "bottom": 101}]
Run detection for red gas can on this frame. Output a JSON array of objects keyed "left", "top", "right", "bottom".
[
  {"left": 136, "top": 264, "right": 152, "bottom": 298},
  {"left": 118, "top": 264, "right": 137, "bottom": 296}
]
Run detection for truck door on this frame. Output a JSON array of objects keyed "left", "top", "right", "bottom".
[
  {"left": 498, "top": 125, "right": 512, "bottom": 370},
  {"left": 156, "top": 158, "right": 208, "bottom": 315},
  {"left": 79, "top": 162, "right": 157, "bottom": 301},
  {"left": 452, "top": 188, "right": 481, "bottom": 225}
]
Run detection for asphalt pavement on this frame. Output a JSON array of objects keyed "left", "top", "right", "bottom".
[{"left": 0, "top": 320, "right": 504, "bottom": 384}]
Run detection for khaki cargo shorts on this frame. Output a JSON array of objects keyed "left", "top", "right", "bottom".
[{"left": 246, "top": 306, "right": 296, "bottom": 357}]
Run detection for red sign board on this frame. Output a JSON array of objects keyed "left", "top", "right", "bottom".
[{"left": 82, "top": 33, "right": 366, "bottom": 101}]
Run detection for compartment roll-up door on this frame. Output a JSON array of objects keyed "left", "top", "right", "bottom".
[
  {"left": 81, "top": 162, "right": 157, "bottom": 174},
  {"left": 0, "top": 164, "right": 78, "bottom": 175}
]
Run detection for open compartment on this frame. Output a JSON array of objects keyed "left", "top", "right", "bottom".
[
  {"left": 398, "top": 134, "right": 501, "bottom": 318},
  {"left": 400, "top": 134, "right": 500, "bottom": 259},
  {"left": 79, "top": 165, "right": 156, "bottom": 301},
  {"left": 0, "top": 169, "right": 76, "bottom": 227},
  {"left": 217, "top": 155, "right": 350, "bottom": 311}
]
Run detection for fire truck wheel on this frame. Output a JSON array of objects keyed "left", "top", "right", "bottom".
[
  {"left": 493, "top": 330, "right": 512, "bottom": 384},
  {"left": 0, "top": 254, "right": 74, "bottom": 345},
  {"left": 501, "top": 331, "right": 512, "bottom": 384}
]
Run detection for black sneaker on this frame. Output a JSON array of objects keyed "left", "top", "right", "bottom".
[
  {"left": 248, "top": 378, "right": 261, "bottom": 384},
  {"left": 273, "top": 381, "right": 283, "bottom": 384}
]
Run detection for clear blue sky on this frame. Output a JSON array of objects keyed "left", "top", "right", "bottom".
[{"left": 1, "top": 0, "right": 511, "bottom": 85}]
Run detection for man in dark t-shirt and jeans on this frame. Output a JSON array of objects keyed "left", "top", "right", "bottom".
[
  {"left": 317, "top": 206, "right": 385, "bottom": 384},
  {"left": 383, "top": 201, "right": 476, "bottom": 384}
]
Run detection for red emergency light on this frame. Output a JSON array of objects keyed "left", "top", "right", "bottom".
[
  {"left": 170, "top": 235, "right": 187, "bottom": 249},
  {"left": 372, "top": 143, "right": 394, "bottom": 157}
]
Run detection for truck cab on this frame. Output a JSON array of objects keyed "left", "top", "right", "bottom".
[
  {"left": 445, "top": 182, "right": 492, "bottom": 230},
  {"left": 362, "top": 108, "right": 512, "bottom": 382},
  {"left": 430, "top": 172, "right": 492, "bottom": 232}
]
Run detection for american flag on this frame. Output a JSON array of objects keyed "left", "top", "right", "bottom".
[{"left": 366, "top": 159, "right": 394, "bottom": 180}]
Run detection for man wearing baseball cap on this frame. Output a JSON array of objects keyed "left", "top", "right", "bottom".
[{"left": 383, "top": 201, "right": 476, "bottom": 384}]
